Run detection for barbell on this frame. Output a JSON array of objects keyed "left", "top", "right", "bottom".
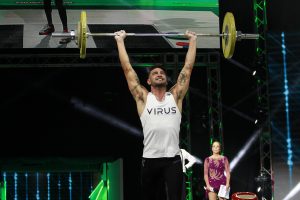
[{"left": 52, "top": 11, "right": 259, "bottom": 59}]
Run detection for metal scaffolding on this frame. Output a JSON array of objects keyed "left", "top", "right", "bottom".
[
  {"left": 0, "top": 50, "right": 220, "bottom": 69},
  {"left": 254, "top": 0, "right": 273, "bottom": 199},
  {"left": 206, "top": 60, "right": 223, "bottom": 151}
]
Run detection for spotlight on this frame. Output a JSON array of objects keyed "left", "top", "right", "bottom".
[
  {"left": 252, "top": 70, "right": 257, "bottom": 76},
  {"left": 257, "top": 186, "right": 261, "bottom": 193},
  {"left": 230, "top": 130, "right": 259, "bottom": 171},
  {"left": 254, "top": 119, "right": 258, "bottom": 124},
  {"left": 283, "top": 182, "right": 300, "bottom": 200},
  {"left": 255, "top": 170, "right": 271, "bottom": 200}
]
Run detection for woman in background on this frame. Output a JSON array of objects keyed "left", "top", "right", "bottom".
[{"left": 204, "top": 140, "right": 230, "bottom": 200}]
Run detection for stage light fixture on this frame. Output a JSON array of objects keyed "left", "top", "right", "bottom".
[{"left": 257, "top": 186, "right": 261, "bottom": 192}]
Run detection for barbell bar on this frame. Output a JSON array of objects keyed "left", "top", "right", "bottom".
[
  {"left": 88, "top": 33, "right": 224, "bottom": 37},
  {"left": 52, "top": 11, "right": 259, "bottom": 59}
]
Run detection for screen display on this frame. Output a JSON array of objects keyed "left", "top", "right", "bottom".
[
  {"left": 0, "top": 0, "right": 219, "bottom": 49},
  {"left": 0, "top": 0, "right": 218, "bottom": 13}
]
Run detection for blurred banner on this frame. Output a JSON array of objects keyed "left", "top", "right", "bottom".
[{"left": 0, "top": 0, "right": 218, "bottom": 12}]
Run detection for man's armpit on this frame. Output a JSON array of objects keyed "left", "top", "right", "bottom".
[{"left": 178, "top": 71, "right": 188, "bottom": 86}]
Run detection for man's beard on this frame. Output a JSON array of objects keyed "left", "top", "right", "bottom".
[{"left": 152, "top": 82, "right": 167, "bottom": 88}]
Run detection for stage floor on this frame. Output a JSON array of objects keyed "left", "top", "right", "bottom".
[{"left": 0, "top": 9, "right": 220, "bottom": 49}]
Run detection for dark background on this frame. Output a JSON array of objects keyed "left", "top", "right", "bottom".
[{"left": 1, "top": 0, "right": 299, "bottom": 199}]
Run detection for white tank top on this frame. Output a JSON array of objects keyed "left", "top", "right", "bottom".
[{"left": 140, "top": 92, "right": 181, "bottom": 158}]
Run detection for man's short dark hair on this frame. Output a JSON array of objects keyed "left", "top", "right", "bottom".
[{"left": 148, "top": 63, "right": 167, "bottom": 75}]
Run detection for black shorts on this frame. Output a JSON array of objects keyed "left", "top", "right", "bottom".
[{"left": 141, "top": 155, "right": 183, "bottom": 200}]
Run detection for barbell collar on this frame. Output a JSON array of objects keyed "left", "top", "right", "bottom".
[
  {"left": 236, "top": 31, "right": 259, "bottom": 41},
  {"left": 52, "top": 30, "right": 76, "bottom": 38}
]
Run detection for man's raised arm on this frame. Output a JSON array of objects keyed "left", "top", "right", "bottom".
[
  {"left": 170, "top": 30, "right": 197, "bottom": 110},
  {"left": 115, "top": 30, "right": 147, "bottom": 100}
]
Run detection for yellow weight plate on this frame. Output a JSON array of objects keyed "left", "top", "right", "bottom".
[
  {"left": 222, "top": 12, "right": 237, "bottom": 59},
  {"left": 80, "top": 11, "right": 87, "bottom": 59},
  {"left": 77, "top": 21, "right": 81, "bottom": 50}
]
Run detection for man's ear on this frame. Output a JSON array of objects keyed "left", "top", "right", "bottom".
[{"left": 147, "top": 78, "right": 151, "bottom": 85}]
